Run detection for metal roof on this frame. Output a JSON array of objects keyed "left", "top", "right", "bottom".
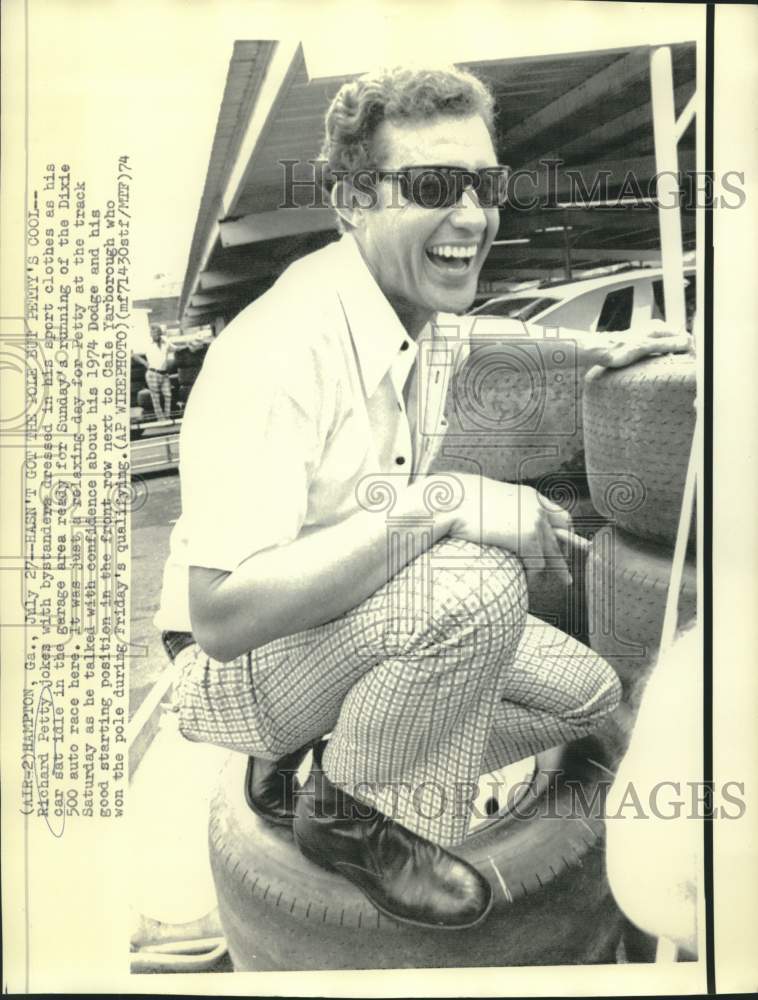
[
  {"left": 179, "top": 40, "right": 277, "bottom": 321},
  {"left": 179, "top": 39, "right": 696, "bottom": 327}
]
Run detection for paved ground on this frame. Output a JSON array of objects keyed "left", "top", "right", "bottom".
[{"left": 130, "top": 466, "right": 182, "bottom": 716}]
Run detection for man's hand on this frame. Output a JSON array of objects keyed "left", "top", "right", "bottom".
[
  {"left": 582, "top": 321, "right": 692, "bottom": 370},
  {"left": 450, "top": 478, "right": 573, "bottom": 589}
]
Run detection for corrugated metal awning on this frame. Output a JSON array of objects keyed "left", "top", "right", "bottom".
[{"left": 179, "top": 38, "right": 696, "bottom": 327}]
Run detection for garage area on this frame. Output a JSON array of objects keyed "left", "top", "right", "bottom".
[{"left": 178, "top": 39, "right": 696, "bottom": 330}]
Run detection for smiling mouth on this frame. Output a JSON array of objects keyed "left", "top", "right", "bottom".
[{"left": 425, "top": 243, "right": 479, "bottom": 274}]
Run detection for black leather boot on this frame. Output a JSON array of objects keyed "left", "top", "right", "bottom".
[
  {"left": 292, "top": 743, "right": 493, "bottom": 930},
  {"left": 244, "top": 743, "right": 313, "bottom": 826}
]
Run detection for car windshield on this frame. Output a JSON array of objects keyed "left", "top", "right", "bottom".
[{"left": 473, "top": 296, "right": 559, "bottom": 320}]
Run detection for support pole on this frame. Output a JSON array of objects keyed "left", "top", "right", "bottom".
[
  {"left": 562, "top": 210, "right": 573, "bottom": 281},
  {"left": 650, "top": 47, "right": 687, "bottom": 332},
  {"left": 659, "top": 406, "right": 698, "bottom": 653}
]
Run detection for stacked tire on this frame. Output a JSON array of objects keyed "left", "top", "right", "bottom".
[
  {"left": 429, "top": 322, "right": 599, "bottom": 636},
  {"left": 210, "top": 742, "right": 626, "bottom": 971},
  {"left": 582, "top": 353, "right": 697, "bottom": 710},
  {"left": 429, "top": 320, "right": 593, "bottom": 485}
]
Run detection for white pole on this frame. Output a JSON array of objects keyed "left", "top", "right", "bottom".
[
  {"left": 649, "top": 56, "right": 695, "bottom": 967},
  {"left": 659, "top": 407, "right": 698, "bottom": 653},
  {"left": 650, "top": 47, "right": 687, "bottom": 332}
]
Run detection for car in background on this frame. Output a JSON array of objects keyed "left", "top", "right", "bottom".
[{"left": 470, "top": 267, "right": 696, "bottom": 334}]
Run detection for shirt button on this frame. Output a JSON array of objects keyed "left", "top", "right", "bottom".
[
  {"left": 395, "top": 456, "right": 406, "bottom": 466},
  {"left": 400, "top": 340, "right": 409, "bottom": 351}
]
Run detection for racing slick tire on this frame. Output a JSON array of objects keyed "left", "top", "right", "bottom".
[
  {"left": 585, "top": 524, "right": 697, "bottom": 705},
  {"left": 430, "top": 330, "right": 592, "bottom": 483},
  {"left": 583, "top": 354, "right": 696, "bottom": 549},
  {"left": 209, "top": 738, "right": 626, "bottom": 971}
]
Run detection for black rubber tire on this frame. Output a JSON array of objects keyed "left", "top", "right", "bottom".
[
  {"left": 209, "top": 738, "right": 625, "bottom": 971},
  {"left": 585, "top": 524, "right": 697, "bottom": 703},
  {"left": 583, "top": 354, "right": 696, "bottom": 548},
  {"left": 430, "top": 337, "right": 591, "bottom": 483}
]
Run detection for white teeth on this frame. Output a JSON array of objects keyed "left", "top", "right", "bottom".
[{"left": 428, "top": 244, "right": 477, "bottom": 259}]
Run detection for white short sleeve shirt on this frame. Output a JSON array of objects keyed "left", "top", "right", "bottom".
[
  {"left": 155, "top": 234, "right": 468, "bottom": 631},
  {"left": 145, "top": 339, "right": 171, "bottom": 371}
]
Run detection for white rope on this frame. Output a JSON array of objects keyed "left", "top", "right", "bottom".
[{"left": 659, "top": 407, "right": 698, "bottom": 653}]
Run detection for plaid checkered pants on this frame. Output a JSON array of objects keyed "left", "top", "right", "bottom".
[
  {"left": 174, "top": 537, "right": 621, "bottom": 845},
  {"left": 145, "top": 368, "right": 171, "bottom": 420}
]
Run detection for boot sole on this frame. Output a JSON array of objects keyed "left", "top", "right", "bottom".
[{"left": 293, "top": 833, "right": 494, "bottom": 931}]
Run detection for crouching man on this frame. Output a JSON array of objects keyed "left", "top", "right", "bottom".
[{"left": 155, "top": 65, "right": 690, "bottom": 930}]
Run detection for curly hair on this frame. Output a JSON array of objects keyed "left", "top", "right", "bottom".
[{"left": 321, "top": 65, "right": 496, "bottom": 185}]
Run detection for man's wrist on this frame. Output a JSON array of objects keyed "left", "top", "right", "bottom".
[{"left": 400, "top": 474, "right": 473, "bottom": 540}]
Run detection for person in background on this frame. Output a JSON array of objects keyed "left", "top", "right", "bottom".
[{"left": 136, "top": 325, "right": 174, "bottom": 420}]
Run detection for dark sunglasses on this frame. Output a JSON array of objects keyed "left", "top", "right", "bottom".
[{"left": 374, "top": 164, "right": 511, "bottom": 209}]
